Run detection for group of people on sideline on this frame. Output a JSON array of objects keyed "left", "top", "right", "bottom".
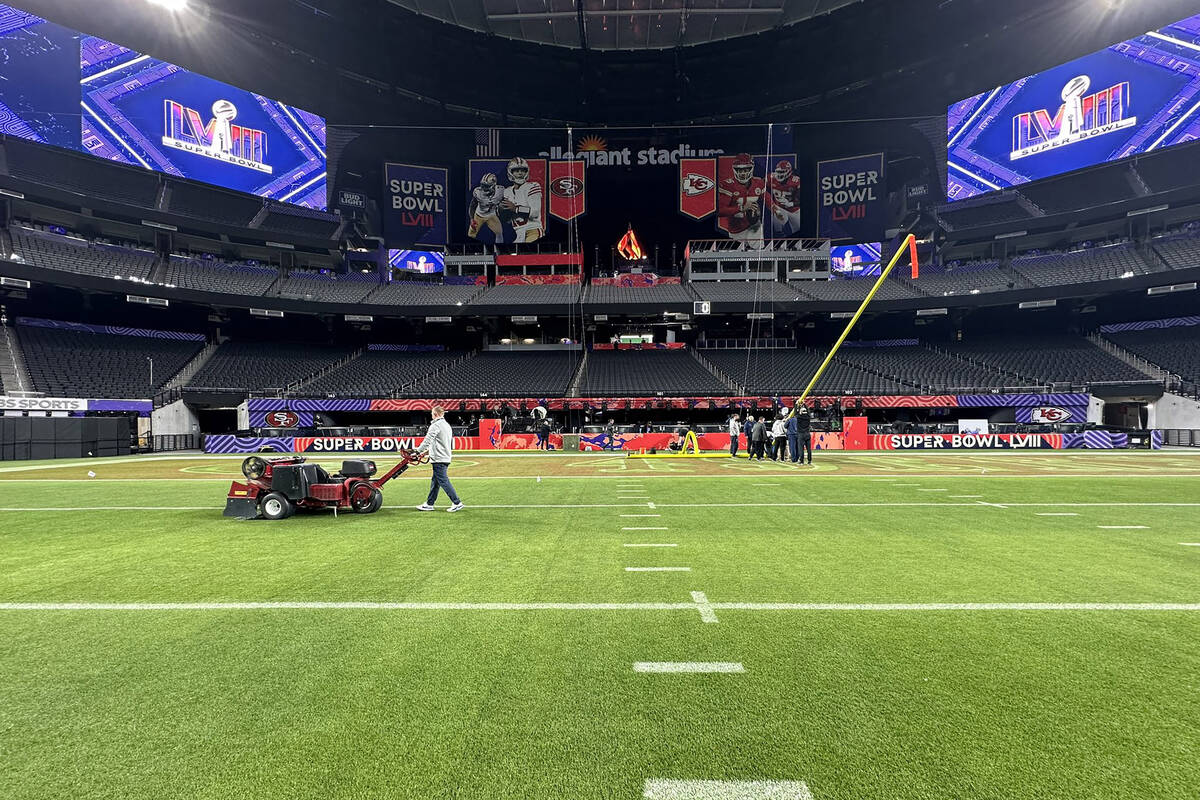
[{"left": 727, "top": 407, "right": 813, "bottom": 464}]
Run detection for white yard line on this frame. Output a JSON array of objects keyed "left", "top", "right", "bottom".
[
  {"left": 643, "top": 779, "right": 812, "bottom": 800},
  {"left": 3, "top": 601, "right": 1196, "bottom": 613},
  {"left": 633, "top": 662, "right": 744, "bottom": 674},
  {"left": 1098, "top": 525, "right": 1149, "bottom": 530},
  {"left": 1180, "top": 543, "right": 1200, "bottom": 546},
  {"left": 625, "top": 567, "right": 691, "bottom": 572}
]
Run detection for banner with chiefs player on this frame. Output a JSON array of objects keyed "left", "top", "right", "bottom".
[
  {"left": 466, "top": 157, "right": 547, "bottom": 244},
  {"left": 715, "top": 153, "right": 799, "bottom": 239},
  {"left": 548, "top": 160, "right": 586, "bottom": 221},
  {"left": 678, "top": 158, "right": 717, "bottom": 220}
]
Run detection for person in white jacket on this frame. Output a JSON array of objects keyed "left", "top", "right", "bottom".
[
  {"left": 770, "top": 414, "right": 789, "bottom": 462},
  {"left": 415, "top": 406, "right": 464, "bottom": 512},
  {"left": 727, "top": 413, "right": 742, "bottom": 458}
]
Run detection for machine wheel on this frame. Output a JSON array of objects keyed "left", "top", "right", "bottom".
[
  {"left": 242, "top": 456, "right": 268, "bottom": 480},
  {"left": 260, "top": 491, "right": 293, "bottom": 520},
  {"left": 348, "top": 481, "right": 378, "bottom": 513},
  {"left": 366, "top": 488, "right": 384, "bottom": 513}
]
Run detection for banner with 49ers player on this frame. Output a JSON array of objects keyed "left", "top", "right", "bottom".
[{"left": 467, "top": 157, "right": 548, "bottom": 244}]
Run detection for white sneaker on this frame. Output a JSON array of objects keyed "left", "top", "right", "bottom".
[
  {"left": 416, "top": 504, "right": 435, "bottom": 511},
  {"left": 447, "top": 502, "right": 465, "bottom": 513}
]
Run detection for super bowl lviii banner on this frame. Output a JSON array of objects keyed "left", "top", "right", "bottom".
[
  {"left": 817, "top": 153, "right": 885, "bottom": 243},
  {"left": 384, "top": 162, "right": 449, "bottom": 246}
]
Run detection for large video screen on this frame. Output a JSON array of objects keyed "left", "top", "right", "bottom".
[
  {"left": 830, "top": 243, "right": 882, "bottom": 278},
  {"left": 0, "top": 3, "right": 326, "bottom": 210},
  {"left": 947, "top": 13, "right": 1200, "bottom": 202}
]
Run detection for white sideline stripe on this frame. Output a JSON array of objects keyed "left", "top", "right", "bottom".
[
  {"left": 1, "top": 601, "right": 1196, "bottom": 613},
  {"left": 625, "top": 567, "right": 691, "bottom": 572},
  {"left": 894, "top": 483, "right": 920, "bottom": 486},
  {"left": 691, "top": 591, "right": 718, "bottom": 623},
  {"left": 1036, "top": 513, "right": 1079, "bottom": 516},
  {"left": 644, "top": 779, "right": 812, "bottom": 799},
  {"left": 623, "top": 543, "right": 677, "bottom": 548},
  {"left": 633, "top": 662, "right": 744, "bottom": 674},
  {"left": 1099, "top": 525, "right": 1149, "bottom": 529},
  {"left": 1180, "top": 543, "right": 1200, "bottom": 546},
  {"left": 622, "top": 527, "right": 669, "bottom": 530},
  {"left": 1, "top": 502, "right": 1196, "bottom": 513},
  {"left": 917, "top": 488, "right": 948, "bottom": 492}
]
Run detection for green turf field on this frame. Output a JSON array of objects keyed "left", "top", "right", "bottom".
[{"left": 1, "top": 451, "right": 1198, "bottom": 799}]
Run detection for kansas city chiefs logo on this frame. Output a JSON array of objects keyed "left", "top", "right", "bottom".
[
  {"left": 1031, "top": 406, "right": 1071, "bottom": 423},
  {"left": 266, "top": 411, "right": 300, "bottom": 428},
  {"left": 550, "top": 177, "right": 584, "bottom": 197},
  {"left": 682, "top": 173, "right": 715, "bottom": 196}
]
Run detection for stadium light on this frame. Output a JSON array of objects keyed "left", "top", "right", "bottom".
[{"left": 146, "top": 0, "right": 189, "bottom": 11}]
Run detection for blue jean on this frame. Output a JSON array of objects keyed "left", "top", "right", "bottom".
[
  {"left": 426, "top": 462, "right": 461, "bottom": 505},
  {"left": 787, "top": 433, "right": 799, "bottom": 462},
  {"left": 729, "top": 433, "right": 739, "bottom": 456}
]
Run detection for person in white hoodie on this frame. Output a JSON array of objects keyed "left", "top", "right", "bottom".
[
  {"left": 770, "top": 414, "right": 789, "bottom": 462},
  {"left": 415, "top": 406, "right": 464, "bottom": 512}
]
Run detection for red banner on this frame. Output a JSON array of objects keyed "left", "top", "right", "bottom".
[
  {"left": 494, "top": 274, "right": 582, "bottom": 285},
  {"left": 548, "top": 160, "right": 586, "bottom": 221},
  {"left": 679, "top": 158, "right": 717, "bottom": 220},
  {"left": 579, "top": 431, "right": 844, "bottom": 452}
]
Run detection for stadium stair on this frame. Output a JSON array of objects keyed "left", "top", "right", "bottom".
[
  {"left": 248, "top": 205, "right": 270, "bottom": 229},
  {"left": 1088, "top": 333, "right": 1170, "bottom": 382},
  {"left": 692, "top": 348, "right": 744, "bottom": 394},
  {"left": 165, "top": 342, "right": 220, "bottom": 390},
  {"left": 0, "top": 323, "right": 33, "bottom": 395},
  {"left": 287, "top": 348, "right": 365, "bottom": 395},
  {"left": 566, "top": 350, "right": 589, "bottom": 398}
]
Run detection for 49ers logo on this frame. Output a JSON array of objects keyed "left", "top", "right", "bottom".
[
  {"left": 1031, "top": 406, "right": 1071, "bottom": 423},
  {"left": 550, "top": 176, "right": 584, "bottom": 197},
  {"left": 682, "top": 173, "right": 715, "bottom": 196},
  {"left": 265, "top": 410, "right": 300, "bottom": 428}
]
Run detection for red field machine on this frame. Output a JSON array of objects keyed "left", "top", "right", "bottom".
[{"left": 223, "top": 451, "right": 427, "bottom": 520}]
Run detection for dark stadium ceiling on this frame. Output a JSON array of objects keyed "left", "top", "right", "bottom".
[{"left": 383, "top": 0, "right": 861, "bottom": 50}]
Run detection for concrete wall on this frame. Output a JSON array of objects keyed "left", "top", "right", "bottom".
[
  {"left": 1149, "top": 393, "right": 1200, "bottom": 430},
  {"left": 151, "top": 399, "right": 201, "bottom": 437}
]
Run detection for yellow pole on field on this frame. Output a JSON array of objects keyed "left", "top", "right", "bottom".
[{"left": 795, "top": 234, "right": 919, "bottom": 407}]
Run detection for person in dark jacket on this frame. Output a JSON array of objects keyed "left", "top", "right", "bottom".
[
  {"left": 793, "top": 404, "right": 813, "bottom": 465},
  {"left": 751, "top": 416, "right": 768, "bottom": 461},
  {"left": 743, "top": 414, "right": 756, "bottom": 455},
  {"left": 786, "top": 407, "right": 800, "bottom": 463}
]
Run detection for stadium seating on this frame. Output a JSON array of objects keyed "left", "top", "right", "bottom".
[
  {"left": 944, "top": 336, "right": 1152, "bottom": 385},
  {"left": 364, "top": 280, "right": 484, "bottom": 306},
  {"left": 584, "top": 283, "right": 697, "bottom": 306},
  {"left": 577, "top": 350, "right": 730, "bottom": 395},
  {"left": 1151, "top": 234, "right": 1200, "bottom": 271},
  {"left": 794, "top": 276, "right": 921, "bottom": 302},
  {"left": 276, "top": 270, "right": 379, "bottom": 304},
  {"left": 704, "top": 349, "right": 910, "bottom": 394},
  {"left": 15, "top": 324, "right": 201, "bottom": 398},
  {"left": 689, "top": 281, "right": 803, "bottom": 303},
  {"left": 912, "top": 261, "right": 1017, "bottom": 296},
  {"left": 161, "top": 256, "right": 279, "bottom": 296},
  {"left": 404, "top": 351, "right": 579, "bottom": 397},
  {"left": 188, "top": 341, "right": 356, "bottom": 391},
  {"left": 5, "top": 139, "right": 160, "bottom": 208},
  {"left": 1019, "top": 165, "right": 1135, "bottom": 214},
  {"left": 940, "top": 198, "right": 1030, "bottom": 229},
  {"left": 11, "top": 227, "right": 157, "bottom": 281},
  {"left": 1010, "top": 244, "right": 1152, "bottom": 288},
  {"left": 169, "top": 183, "right": 264, "bottom": 227},
  {"left": 1106, "top": 326, "right": 1200, "bottom": 382},
  {"left": 836, "top": 346, "right": 1012, "bottom": 391},
  {"left": 472, "top": 283, "right": 582, "bottom": 306},
  {"left": 301, "top": 350, "right": 466, "bottom": 397}
]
